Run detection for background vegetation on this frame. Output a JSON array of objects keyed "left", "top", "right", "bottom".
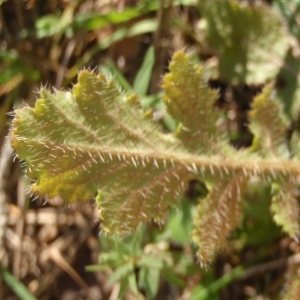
[{"left": 1, "top": 0, "right": 300, "bottom": 299}]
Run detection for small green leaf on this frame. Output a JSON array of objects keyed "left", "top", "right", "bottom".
[
  {"left": 133, "top": 46, "right": 155, "bottom": 96},
  {"left": 190, "top": 266, "right": 244, "bottom": 300},
  {"left": 138, "top": 266, "right": 160, "bottom": 300},
  {"left": 128, "top": 273, "right": 139, "bottom": 296},
  {"left": 0, "top": 264, "right": 37, "bottom": 300},
  {"left": 138, "top": 255, "right": 164, "bottom": 269},
  {"left": 109, "top": 262, "right": 134, "bottom": 283},
  {"left": 166, "top": 200, "right": 193, "bottom": 245},
  {"left": 161, "top": 269, "right": 186, "bottom": 287},
  {"left": 74, "top": 0, "right": 195, "bottom": 31},
  {"left": 35, "top": 6, "right": 74, "bottom": 38},
  {"left": 98, "top": 252, "right": 124, "bottom": 268}
]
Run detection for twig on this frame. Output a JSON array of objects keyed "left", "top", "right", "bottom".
[
  {"left": 0, "top": 139, "right": 14, "bottom": 263},
  {"left": 149, "top": 0, "right": 173, "bottom": 94}
]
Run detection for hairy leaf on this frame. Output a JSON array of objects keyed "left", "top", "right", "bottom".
[
  {"left": 13, "top": 51, "right": 227, "bottom": 234},
  {"left": 249, "top": 84, "right": 289, "bottom": 157},
  {"left": 162, "top": 52, "right": 227, "bottom": 154},
  {"left": 200, "top": 0, "right": 288, "bottom": 84},
  {"left": 192, "top": 173, "right": 247, "bottom": 266},
  {"left": 271, "top": 178, "right": 300, "bottom": 241},
  {"left": 282, "top": 254, "right": 300, "bottom": 300},
  {"left": 11, "top": 51, "right": 300, "bottom": 265}
]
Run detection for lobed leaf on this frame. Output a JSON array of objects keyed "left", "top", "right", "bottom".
[
  {"left": 199, "top": 0, "right": 289, "bottom": 84},
  {"left": 162, "top": 51, "right": 227, "bottom": 154},
  {"left": 271, "top": 178, "right": 300, "bottom": 241},
  {"left": 11, "top": 51, "right": 300, "bottom": 265},
  {"left": 249, "top": 84, "right": 289, "bottom": 157},
  {"left": 192, "top": 173, "right": 247, "bottom": 266}
]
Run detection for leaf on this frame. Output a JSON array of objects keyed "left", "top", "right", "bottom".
[
  {"left": 192, "top": 173, "right": 247, "bottom": 266},
  {"left": 243, "top": 183, "right": 281, "bottom": 246},
  {"left": 133, "top": 46, "right": 155, "bottom": 96},
  {"left": 274, "top": 50, "right": 300, "bottom": 119},
  {"left": 138, "top": 266, "right": 160, "bottom": 300},
  {"left": 249, "top": 84, "right": 289, "bottom": 157},
  {"left": 162, "top": 52, "right": 227, "bottom": 154},
  {"left": 36, "top": 5, "right": 74, "bottom": 39},
  {"left": 109, "top": 261, "right": 134, "bottom": 283},
  {"left": 73, "top": 0, "right": 195, "bottom": 31},
  {"left": 11, "top": 51, "right": 227, "bottom": 236},
  {"left": 199, "top": 0, "right": 289, "bottom": 84},
  {"left": 190, "top": 266, "right": 244, "bottom": 300},
  {"left": 272, "top": 0, "right": 300, "bottom": 38},
  {"left": 138, "top": 255, "right": 164, "bottom": 269},
  {"left": 128, "top": 273, "right": 139, "bottom": 296},
  {"left": 271, "top": 178, "right": 300, "bottom": 240},
  {"left": 11, "top": 51, "right": 300, "bottom": 266},
  {"left": 166, "top": 200, "right": 193, "bottom": 245},
  {"left": 0, "top": 264, "right": 37, "bottom": 300}
]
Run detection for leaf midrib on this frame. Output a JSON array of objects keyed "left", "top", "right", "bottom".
[{"left": 24, "top": 138, "right": 300, "bottom": 179}]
